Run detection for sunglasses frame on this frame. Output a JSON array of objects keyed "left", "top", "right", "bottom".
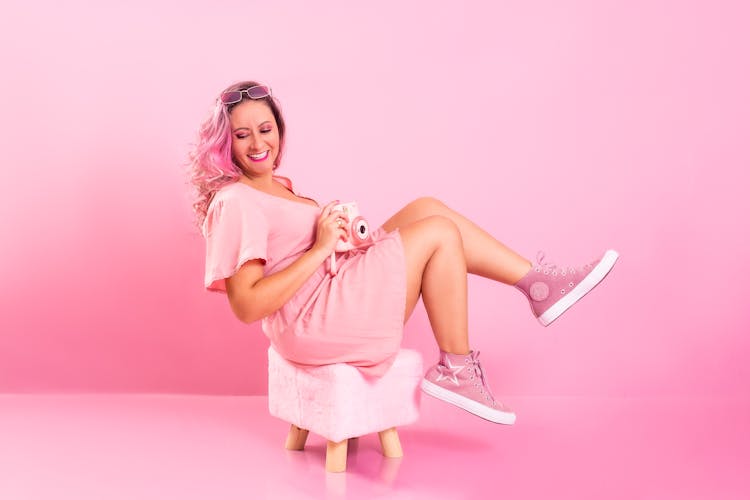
[{"left": 220, "top": 85, "right": 272, "bottom": 105}]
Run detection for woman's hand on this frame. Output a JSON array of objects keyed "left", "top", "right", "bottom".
[{"left": 312, "top": 201, "right": 349, "bottom": 255}]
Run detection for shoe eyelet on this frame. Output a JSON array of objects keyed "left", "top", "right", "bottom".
[
  {"left": 561, "top": 270, "right": 566, "bottom": 276},
  {"left": 560, "top": 289, "right": 566, "bottom": 294},
  {"left": 569, "top": 282, "right": 574, "bottom": 287},
  {"left": 543, "top": 270, "right": 549, "bottom": 275}
]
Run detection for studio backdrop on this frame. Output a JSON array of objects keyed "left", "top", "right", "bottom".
[{"left": 1, "top": 0, "right": 748, "bottom": 398}]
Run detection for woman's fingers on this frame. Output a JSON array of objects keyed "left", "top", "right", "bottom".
[
  {"left": 320, "top": 202, "right": 334, "bottom": 219},
  {"left": 314, "top": 202, "right": 353, "bottom": 250},
  {"left": 323, "top": 206, "right": 350, "bottom": 226},
  {"left": 332, "top": 214, "right": 350, "bottom": 238},
  {"left": 320, "top": 200, "right": 344, "bottom": 218},
  {"left": 321, "top": 201, "right": 342, "bottom": 219}
]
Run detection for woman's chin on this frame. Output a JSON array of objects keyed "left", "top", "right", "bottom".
[{"left": 239, "top": 161, "right": 274, "bottom": 177}]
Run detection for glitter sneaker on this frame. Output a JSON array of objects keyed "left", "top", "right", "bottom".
[
  {"left": 515, "top": 249, "right": 619, "bottom": 326},
  {"left": 421, "top": 350, "right": 516, "bottom": 425}
]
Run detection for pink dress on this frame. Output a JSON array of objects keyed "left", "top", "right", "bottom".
[{"left": 203, "top": 176, "right": 407, "bottom": 378}]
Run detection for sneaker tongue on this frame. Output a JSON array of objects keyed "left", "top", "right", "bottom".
[{"left": 468, "top": 352, "right": 482, "bottom": 379}]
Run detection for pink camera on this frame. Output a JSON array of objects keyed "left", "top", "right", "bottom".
[
  {"left": 329, "top": 202, "right": 372, "bottom": 275},
  {"left": 332, "top": 202, "right": 373, "bottom": 252}
]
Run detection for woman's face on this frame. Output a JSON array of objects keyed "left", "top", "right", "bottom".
[{"left": 229, "top": 99, "right": 280, "bottom": 178}]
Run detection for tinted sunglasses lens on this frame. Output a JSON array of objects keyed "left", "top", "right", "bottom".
[
  {"left": 221, "top": 91, "right": 243, "bottom": 104},
  {"left": 246, "top": 86, "right": 270, "bottom": 99}
]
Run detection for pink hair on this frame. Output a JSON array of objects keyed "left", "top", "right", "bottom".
[{"left": 187, "top": 80, "right": 286, "bottom": 231}]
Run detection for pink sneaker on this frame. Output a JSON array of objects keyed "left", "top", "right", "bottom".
[
  {"left": 515, "top": 249, "right": 619, "bottom": 326},
  {"left": 421, "top": 351, "right": 516, "bottom": 425}
]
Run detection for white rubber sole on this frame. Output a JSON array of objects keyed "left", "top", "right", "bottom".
[
  {"left": 421, "top": 379, "right": 517, "bottom": 425},
  {"left": 538, "top": 249, "right": 620, "bottom": 326}
]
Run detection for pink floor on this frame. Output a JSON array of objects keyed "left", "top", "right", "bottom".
[{"left": 1, "top": 394, "right": 748, "bottom": 499}]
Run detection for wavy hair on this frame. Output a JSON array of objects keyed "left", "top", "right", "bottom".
[{"left": 187, "top": 80, "right": 286, "bottom": 232}]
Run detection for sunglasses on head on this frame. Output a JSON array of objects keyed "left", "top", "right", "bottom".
[{"left": 220, "top": 85, "right": 272, "bottom": 105}]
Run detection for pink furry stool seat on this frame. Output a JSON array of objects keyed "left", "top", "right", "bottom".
[{"left": 267, "top": 346, "right": 423, "bottom": 472}]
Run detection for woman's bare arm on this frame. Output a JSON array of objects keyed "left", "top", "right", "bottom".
[
  {"left": 225, "top": 246, "right": 329, "bottom": 323},
  {"left": 225, "top": 200, "right": 348, "bottom": 323}
]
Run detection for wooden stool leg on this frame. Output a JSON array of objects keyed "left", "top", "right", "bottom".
[
  {"left": 326, "top": 439, "right": 349, "bottom": 473},
  {"left": 284, "top": 424, "right": 309, "bottom": 451},
  {"left": 378, "top": 427, "right": 403, "bottom": 458}
]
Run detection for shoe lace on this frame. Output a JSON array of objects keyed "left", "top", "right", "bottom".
[
  {"left": 535, "top": 250, "right": 575, "bottom": 276},
  {"left": 465, "top": 351, "right": 500, "bottom": 406}
]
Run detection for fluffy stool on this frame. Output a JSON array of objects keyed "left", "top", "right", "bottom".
[{"left": 267, "top": 346, "right": 422, "bottom": 472}]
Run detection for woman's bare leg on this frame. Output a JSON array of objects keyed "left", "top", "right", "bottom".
[
  {"left": 382, "top": 197, "right": 533, "bottom": 284},
  {"left": 400, "top": 214, "right": 518, "bottom": 424},
  {"left": 399, "top": 215, "right": 469, "bottom": 354}
]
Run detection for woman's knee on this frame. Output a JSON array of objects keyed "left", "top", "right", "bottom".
[
  {"left": 421, "top": 215, "right": 462, "bottom": 245},
  {"left": 400, "top": 216, "right": 460, "bottom": 264},
  {"left": 408, "top": 196, "right": 447, "bottom": 216}
]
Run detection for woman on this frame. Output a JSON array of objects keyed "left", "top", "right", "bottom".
[{"left": 189, "top": 80, "right": 619, "bottom": 426}]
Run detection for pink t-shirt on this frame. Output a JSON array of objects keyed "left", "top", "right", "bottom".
[
  {"left": 204, "top": 176, "right": 319, "bottom": 291},
  {"left": 202, "top": 176, "right": 407, "bottom": 378}
]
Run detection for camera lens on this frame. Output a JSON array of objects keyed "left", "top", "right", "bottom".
[{"left": 356, "top": 220, "right": 369, "bottom": 240}]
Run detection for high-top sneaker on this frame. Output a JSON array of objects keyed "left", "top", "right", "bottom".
[
  {"left": 515, "top": 249, "right": 619, "bottom": 326},
  {"left": 421, "top": 350, "right": 516, "bottom": 425}
]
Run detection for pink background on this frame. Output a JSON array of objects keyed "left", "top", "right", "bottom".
[{"left": 1, "top": 0, "right": 748, "bottom": 399}]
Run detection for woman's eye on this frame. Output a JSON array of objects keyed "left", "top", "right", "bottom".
[
  {"left": 236, "top": 134, "right": 248, "bottom": 139},
  {"left": 261, "top": 129, "right": 271, "bottom": 134}
]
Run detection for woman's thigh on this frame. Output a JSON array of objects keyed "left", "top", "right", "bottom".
[
  {"left": 381, "top": 197, "right": 447, "bottom": 233},
  {"left": 396, "top": 215, "right": 461, "bottom": 322}
]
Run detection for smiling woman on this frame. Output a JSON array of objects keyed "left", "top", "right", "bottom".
[
  {"left": 230, "top": 99, "right": 280, "bottom": 174},
  {"left": 187, "top": 80, "right": 619, "bottom": 427},
  {"left": 188, "top": 81, "right": 287, "bottom": 227}
]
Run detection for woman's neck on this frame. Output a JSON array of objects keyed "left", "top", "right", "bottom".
[{"left": 239, "top": 172, "right": 275, "bottom": 191}]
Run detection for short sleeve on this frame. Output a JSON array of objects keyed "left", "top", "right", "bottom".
[{"left": 203, "top": 193, "right": 269, "bottom": 293}]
